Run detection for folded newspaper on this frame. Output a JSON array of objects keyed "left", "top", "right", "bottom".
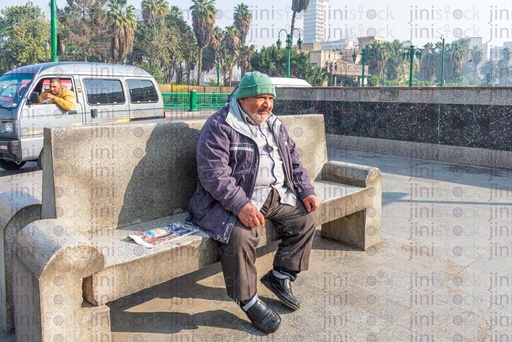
[{"left": 128, "top": 222, "right": 196, "bottom": 248}]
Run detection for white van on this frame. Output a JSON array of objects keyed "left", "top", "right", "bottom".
[
  {"left": 0, "top": 62, "right": 164, "bottom": 170},
  {"left": 269, "top": 77, "right": 312, "bottom": 87}
]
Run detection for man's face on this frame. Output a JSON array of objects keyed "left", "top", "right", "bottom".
[
  {"left": 238, "top": 94, "right": 274, "bottom": 124},
  {"left": 49, "top": 82, "right": 62, "bottom": 95}
]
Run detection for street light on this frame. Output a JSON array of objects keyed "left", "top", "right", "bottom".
[
  {"left": 276, "top": 28, "right": 303, "bottom": 78},
  {"left": 325, "top": 59, "right": 337, "bottom": 86},
  {"left": 440, "top": 36, "right": 445, "bottom": 87},
  {"left": 50, "top": 0, "right": 58, "bottom": 62},
  {"left": 403, "top": 45, "right": 422, "bottom": 87},
  {"left": 352, "top": 44, "right": 374, "bottom": 87}
]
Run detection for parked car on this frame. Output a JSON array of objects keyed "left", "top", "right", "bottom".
[{"left": 0, "top": 62, "right": 164, "bottom": 170}]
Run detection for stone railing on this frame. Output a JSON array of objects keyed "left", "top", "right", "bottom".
[{"left": 274, "top": 87, "right": 512, "bottom": 169}]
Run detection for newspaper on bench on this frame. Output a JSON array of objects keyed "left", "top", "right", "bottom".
[{"left": 128, "top": 222, "right": 196, "bottom": 248}]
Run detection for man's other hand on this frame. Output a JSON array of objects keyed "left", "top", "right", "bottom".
[
  {"left": 238, "top": 202, "right": 265, "bottom": 228},
  {"left": 302, "top": 195, "right": 320, "bottom": 213}
]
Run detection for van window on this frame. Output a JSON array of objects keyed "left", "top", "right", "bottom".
[
  {"left": 127, "top": 79, "right": 158, "bottom": 103},
  {"left": 83, "top": 79, "right": 125, "bottom": 105}
]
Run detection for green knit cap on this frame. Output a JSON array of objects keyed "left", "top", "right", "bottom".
[{"left": 236, "top": 71, "right": 276, "bottom": 99}]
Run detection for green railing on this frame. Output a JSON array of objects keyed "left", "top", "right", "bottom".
[{"left": 162, "top": 91, "right": 230, "bottom": 111}]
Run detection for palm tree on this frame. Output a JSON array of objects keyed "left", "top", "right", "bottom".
[
  {"left": 233, "top": 3, "right": 251, "bottom": 45},
  {"left": 209, "top": 26, "right": 223, "bottom": 85},
  {"left": 470, "top": 46, "right": 483, "bottom": 85},
  {"left": 366, "top": 40, "right": 388, "bottom": 79},
  {"left": 107, "top": 0, "right": 137, "bottom": 64},
  {"left": 220, "top": 26, "right": 241, "bottom": 85},
  {"left": 168, "top": 6, "right": 198, "bottom": 84},
  {"left": 237, "top": 44, "right": 255, "bottom": 77},
  {"left": 384, "top": 40, "right": 408, "bottom": 83},
  {"left": 419, "top": 42, "right": 436, "bottom": 83},
  {"left": 290, "top": 0, "right": 309, "bottom": 37},
  {"left": 141, "top": 0, "right": 169, "bottom": 23},
  {"left": 190, "top": 0, "right": 217, "bottom": 85}
]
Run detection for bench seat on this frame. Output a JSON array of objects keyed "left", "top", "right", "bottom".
[{"left": 83, "top": 179, "right": 369, "bottom": 306}]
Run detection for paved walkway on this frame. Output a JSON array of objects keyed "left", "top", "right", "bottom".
[{"left": 1, "top": 148, "right": 512, "bottom": 341}]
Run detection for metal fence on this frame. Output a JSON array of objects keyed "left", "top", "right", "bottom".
[{"left": 162, "top": 91, "right": 230, "bottom": 111}]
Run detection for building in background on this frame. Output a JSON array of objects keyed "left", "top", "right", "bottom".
[{"left": 303, "top": 0, "right": 329, "bottom": 44}]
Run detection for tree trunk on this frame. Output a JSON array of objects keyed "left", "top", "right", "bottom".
[
  {"left": 290, "top": 11, "right": 297, "bottom": 37},
  {"left": 228, "top": 64, "right": 233, "bottom": 86},
  {"left": 197, "top": 47, "right": 203, "bottom": 85}
]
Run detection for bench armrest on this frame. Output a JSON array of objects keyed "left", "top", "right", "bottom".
[
  {"left": 0, "top": 190, "right": 41, "bottom": 334},
  {"left": 14, "top": 219, "right": 105, "bottom": 279},
  {"left": 321, "top": 161, "right": 382, "bottom": 188}
]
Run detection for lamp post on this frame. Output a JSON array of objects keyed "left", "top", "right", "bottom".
[
  {"left": 50, "top": 0, "right": 58, "bottom": 62},
  {"left": 440, "top": 36, "right": 445, "bottom": 87},
  {"left": 352, "top": 44, "right": 374, "bottom": 87},
  {"left": 276, "top": 28, "right": 303, "bottom": 78},
  {"left": 403, "top": 45, "right": 422, "bottom": 87},
  {"left": 325, "top": 59, "right": 337, "bottom": 86}
]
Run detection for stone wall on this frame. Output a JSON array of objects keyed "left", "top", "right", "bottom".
[{"left": 273, "top": 87, "right": 512, "bottom": 168}]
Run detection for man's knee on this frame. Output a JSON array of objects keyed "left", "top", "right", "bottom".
[{"left": 226, "top": 222, "right": 260, "bottom": 250}]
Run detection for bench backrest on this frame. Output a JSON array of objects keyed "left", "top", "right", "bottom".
[{"left": 41, "top": 114, "right": 326, "bottom": 235}]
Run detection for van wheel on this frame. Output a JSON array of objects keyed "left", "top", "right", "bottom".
[{"left": 0, "top": 159, "right": 26, "bottom": 170}]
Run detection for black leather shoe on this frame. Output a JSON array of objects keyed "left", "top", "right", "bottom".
[
  {"left": 242, "top": 298, "right": 281, "bottom": 334},
  {"left": 261, "top": 271, "right": 300, "bottom": 310}
]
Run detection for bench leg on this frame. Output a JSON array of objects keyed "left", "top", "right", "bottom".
[
  {"left": 320, "top": 208, "right": 380, "bottom": 250},
  {"left": 12, "top": 255, "right": 111, "bottom": 341}
]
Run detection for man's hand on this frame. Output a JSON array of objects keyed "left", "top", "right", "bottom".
[
  {"left": 238, "top": 202, "right": 265, "bottom": 228},
  {"left": 302, "top": 195, "right": 320, "bottom": 213},
  {"left": 46, "top": 93, "right": 56, "bottom": 100}
]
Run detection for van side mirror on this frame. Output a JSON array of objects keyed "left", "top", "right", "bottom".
[{"left": 29, "top": 92, "right": 40, "bottom": 104}]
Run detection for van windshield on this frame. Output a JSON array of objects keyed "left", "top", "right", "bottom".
[{"left": 0, "top": 73, "right": 33, "bottom": 109}]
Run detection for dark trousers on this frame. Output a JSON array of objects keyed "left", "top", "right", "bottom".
[{"left": 218, "top": 188, "right": 316, "bottom": 301}]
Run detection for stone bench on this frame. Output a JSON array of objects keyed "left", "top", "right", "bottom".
[{"left": 11, "top": 114, "right": 381, "bottom": 341}]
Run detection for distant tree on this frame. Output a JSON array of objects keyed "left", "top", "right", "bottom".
[
  {"left": 497, "top": 47, "right": 512, "bottom": 85},
  {"left": 59, "top": 0, "right": 110, "bottom": 62},
  {"left": 134, "top": 0, "right": 177, "bottom": 82},
  {"left": 141, "top": 0, "right": 169, "bottom": 22},
  {"left": 470, "top": 45, "right": 483, "bottom": 84},
  {"left": 0, "top": 2, "right": 50, "bottom": 70},
  {"left": 168, "top": 6, "right": 197, "bottom": 84},
  {"left": 233, "top": 3, "right": 251, "bottom": 45},
  {"left": 365, "top": 40, "right": 388, "bottom": 79},
  {"left": 251, "top": 45, "right": 324, "bottom": 85},
  {"left": 419, "top": 42, "right": 437, "bottom": 83},
  {"left": 107, "top": 0, "right": 137, "bottom": 63},
  {"left": 190, "top": 0, "right": 217, "bottom": 85},
  {"left": 383, "top": 40, "right": 408, "bottom": 84},
  {"left": 220, "top": 25, "right": 240, "bottom": 85},
  {"left": 237, "top": 44, "right": 255, "bottom": 77}
]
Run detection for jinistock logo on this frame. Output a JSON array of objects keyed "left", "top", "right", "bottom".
[
  {"left": 488, "top": 5, "right": 512, "bottom": 43},
  {"left": 327, "top": 5, "right": 396, "bottom": 40},
  {"left": 407, "top": 5, "right": 482, "bottom": 41}
]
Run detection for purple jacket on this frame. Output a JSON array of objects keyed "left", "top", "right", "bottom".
[{"left": 187, "top": 99, "right": 316, "bottom": 243}]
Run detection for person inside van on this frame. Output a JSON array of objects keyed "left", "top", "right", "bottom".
[{"left": 40, "top": 78, "right": 76, "bottom": 111}]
